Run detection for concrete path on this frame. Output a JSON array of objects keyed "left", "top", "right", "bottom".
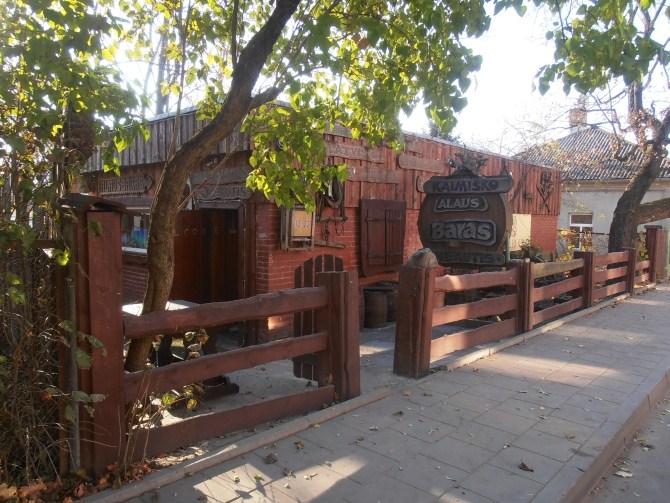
[{"left": 88, "top": 284, "right": 670, "bottom": 503}]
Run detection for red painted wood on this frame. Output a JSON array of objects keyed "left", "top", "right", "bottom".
[
  {"left": 124, "top": 331, "right": 329, "bottom": 401},
  {"left": 432, "top": 295, "right": 518, "bottom": 326},
  {"left": 430, "top": 318, "right": 517, "bottom": 358},
  {"left": 532, "top": 297, "right": 583, "bottom": 325},
  {"left": 131, "top": 385, "right": 335, "bottom": 460},
  {"left": 124, "top": 286, "right": 329, "bottom": 339},
  {"left": 532, "top": 275, "right": 584, "bottom": 302},
  {"left": 434, "top": 268, "right": 517, "bottom": 292}
]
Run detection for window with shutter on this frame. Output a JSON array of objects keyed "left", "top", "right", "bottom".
[{"left": 360, "top": 199, "right": 407, "bottom": 277}]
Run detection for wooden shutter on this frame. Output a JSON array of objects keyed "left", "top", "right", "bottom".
[{"left": 360, "top": 199, "right": 407, "bottom": 277}]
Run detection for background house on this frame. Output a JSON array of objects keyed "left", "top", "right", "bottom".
[
  {"left": 516, "top": 117, "right": 670, "bottom": 254},
  {"left": 81, "top": 107, "right": 560, "bottom": 341}
]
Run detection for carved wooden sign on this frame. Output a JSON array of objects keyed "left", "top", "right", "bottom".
[
  {"left": 397, "top": 154, "right": 447, "bottom": 173},
  {"left": 99, "top": 174, "right": 153, "bottom": 196},
  {"left": 194, "top": 184, "right": 252, "bottom": 202},
  {"left": 325, "top": 141, "right": 385, "bottom": 164},
  {"left": 346, "top": 165, "right": 400, "bottom": 184},
  {"left": 418, "top": 172, "right": 513, "bottom": 267}
]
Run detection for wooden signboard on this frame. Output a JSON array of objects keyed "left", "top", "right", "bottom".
[{"left": 418, "top": 171, "right": 513, "bottom": 267}]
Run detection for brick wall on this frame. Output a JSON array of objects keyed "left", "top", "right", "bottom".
[
  {"left": 531, "top": 214, "right": 559, "bottom": 254},
  {"left": 122, "top": 255, "right": 148, "bottom": 304}
]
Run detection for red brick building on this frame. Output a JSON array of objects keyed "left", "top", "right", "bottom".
[{"left": 81, "top": 108, "right": 560, "bottom": 340}]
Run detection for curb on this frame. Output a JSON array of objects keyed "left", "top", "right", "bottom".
[{"left": 83, "top": 388, "right": 392, "bottom": 503}]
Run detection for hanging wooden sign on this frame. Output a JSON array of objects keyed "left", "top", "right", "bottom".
[{"left": 418, "top": 167, "right": 513, "bottom": 267}]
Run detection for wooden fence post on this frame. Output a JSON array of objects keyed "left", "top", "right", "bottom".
[
  {"left": 509, "top": 259, "right": 530, "bottom": 334},
  {"left": 393, "top": 262, "right": 436, "bottom": 378},
  {"left": 316, "top": 271, "right": 361, "bottom": 401},
  {"left": 623, "top": 247, "right": 637, "bottom": 294},
  {"left": 574, "top": 250, "right": 594, "bottom": 308},
  {"left": 646, "top": 226, "right": 668, "bottom": 282},
  {"left": 85, "top": 210, "right": 126, "bottom": 476}
]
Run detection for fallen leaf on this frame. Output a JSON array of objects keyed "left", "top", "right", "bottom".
[
  {"left": 393, "top": 410, "right": 404, "bottom": 417},
  {"left": 369, "top": 425, "right": 379, "bottom": 431},
  {"left": 294, "top": 440, "right": 304, "bottom": 450},
  {"left": 565, "top": 434, "right": 576, "bottom": 440},
  {"left": 233, "top": 476, "right": 241, "bottom": 483},
  {"left": 402, "top": 390, "right": 412, "bottom": 397},
  {"left": 519, "top": 460, "right": 534, "bottom": 472},
  {"left": 264, "top": 453, "right": 279, "bottom": 464},
  {"left": 614, "top": 470, "right": 633, "bottom": 478},
  {"left": 254, "top": 474, "right": 264, "bottom": 481}
]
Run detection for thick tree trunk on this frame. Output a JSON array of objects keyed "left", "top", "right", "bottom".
[
  {"left": 124, "top": 0, "right": 302, "bottom": 372},
  {"left": 608, "top": 110, "right": 670, "bottom": 252}
]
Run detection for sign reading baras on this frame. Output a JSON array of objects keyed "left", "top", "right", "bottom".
[{"left": 418, "top": 154, "right": 512, "bottom": 267}]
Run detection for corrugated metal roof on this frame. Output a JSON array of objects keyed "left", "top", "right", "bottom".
[
  {"left": 83, "top": 106, "right": 248, "bottom": 173},
  {"left": 515, "top": 126, "right": 670, "bottom": 182}
]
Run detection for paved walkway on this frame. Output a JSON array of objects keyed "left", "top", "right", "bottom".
[{"left": 88, "top": 284, "right": 670, "bottom": 503}]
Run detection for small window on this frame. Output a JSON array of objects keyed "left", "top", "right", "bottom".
[
  {"left": 122, "top": 210, "right": 150, "bottom": 253},
  {"left": 568, "top": 213, "right": 593, "bottom": 250}
]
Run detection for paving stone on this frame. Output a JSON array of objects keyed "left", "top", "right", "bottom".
[
  {"left": 460, "top": 463, "right": 545, "bottom": 502},
  {"left": 421, "top": 435, "right": 494, "bottom": 473},
  {"left": 442, "top": 390, "right": 500, "bottom": 414},
  {"left": 267, "top": 464, "right": 362, "bottom": 502},
  {"left": 341, "top": 473, "right": 436, "bottom": 503},
  {"left": 512, "top": 428, "right": 582, "bottom": 462},
  {"left": 488, "top": 445, "right": 564, "bottom": 485},
  {"left": 320, "top": 446, "right": 397, "bottom": 484},
  {"left": 437, "top": 486, "right": 495, "bottom": 502},
  {"left": 550, "top": 402, "right": 609, "bottom": 429},
  {"left": 447, "top": 421, "right": 517, "bottom": 453},
  {"left": 383, "top": 453, "right": 468, "bottom": 497},
  {"left": 472, "top": 407, "right": 536, "bottom": 436},
  {"left": 530, "top": 414, "right": 596, "bottom": 445},
  {"left": 414, "top": 398, "right": 481, "bottom": 429}
]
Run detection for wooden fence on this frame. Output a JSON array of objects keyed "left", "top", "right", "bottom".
[
  {"left": 62, "top": 200, "right": 360, "bottom": 476},
  {"left": 394, "top": 228, "right": 668, "bottom": 378}
]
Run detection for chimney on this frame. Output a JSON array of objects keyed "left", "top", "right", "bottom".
[{"left": 568, "top": 97, "right": 587, "bottom": 132}]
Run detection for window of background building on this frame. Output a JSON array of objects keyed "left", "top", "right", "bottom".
[{"left": 569, "top": 213, "right": 593, "bottom": 250}]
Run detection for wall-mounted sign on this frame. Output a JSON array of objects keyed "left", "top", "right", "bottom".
[
  {"left": 325, "top": 141, "right": 385, "bottom": 164},
  {"left": 418, "top": 163, "right": 513, "bottom": 267},
  {"left": 99, "top": 174, "right": 153, "bottom": 196},
  {"left": 194, "top": 184, "right": 252, "bottom": 202},
  {"left": 280, "top": 206, "right": 315, "bottom": 250}
]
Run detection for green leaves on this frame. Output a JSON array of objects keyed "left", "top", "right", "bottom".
[{"left": 536, "top": 0, "right": 669, "bottom": 96}]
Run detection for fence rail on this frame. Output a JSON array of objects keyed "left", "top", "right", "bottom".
[{"left": 394, "top": 228, "right": 668, "bottom": 378}]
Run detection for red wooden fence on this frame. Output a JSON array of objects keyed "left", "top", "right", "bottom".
[
  {"left": 64, "top": 201, "right": 360, "bottom": 476},
  {"left": 394, "top": 228, "right": 668, "bottom": 378}
]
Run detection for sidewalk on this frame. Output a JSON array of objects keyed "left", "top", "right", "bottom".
[{"left": 90, "top": 284, "right": 670, "bottom": 503}]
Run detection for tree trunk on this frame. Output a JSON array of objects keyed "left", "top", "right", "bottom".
[
  {"left": 124, "top": 0, "right": 302, "bottom": 372},
  {"left": 608, "top": 109, "right": 670, "bottom": 252}
]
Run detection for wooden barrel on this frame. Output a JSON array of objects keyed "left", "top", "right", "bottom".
[{"left": 364, "top": 290, "right": 388, "bottom": 328}]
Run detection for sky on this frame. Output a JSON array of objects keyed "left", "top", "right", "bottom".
[
  {"left": 400, "top": 6, "right": 573, "bottom": 155},
  {"left": 401, "top": 5, "right": 670, "bottom": 156}
]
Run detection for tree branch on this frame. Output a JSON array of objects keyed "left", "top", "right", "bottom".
[{"left": 637, "top": 197, "right": 670, "bottom": 225}]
